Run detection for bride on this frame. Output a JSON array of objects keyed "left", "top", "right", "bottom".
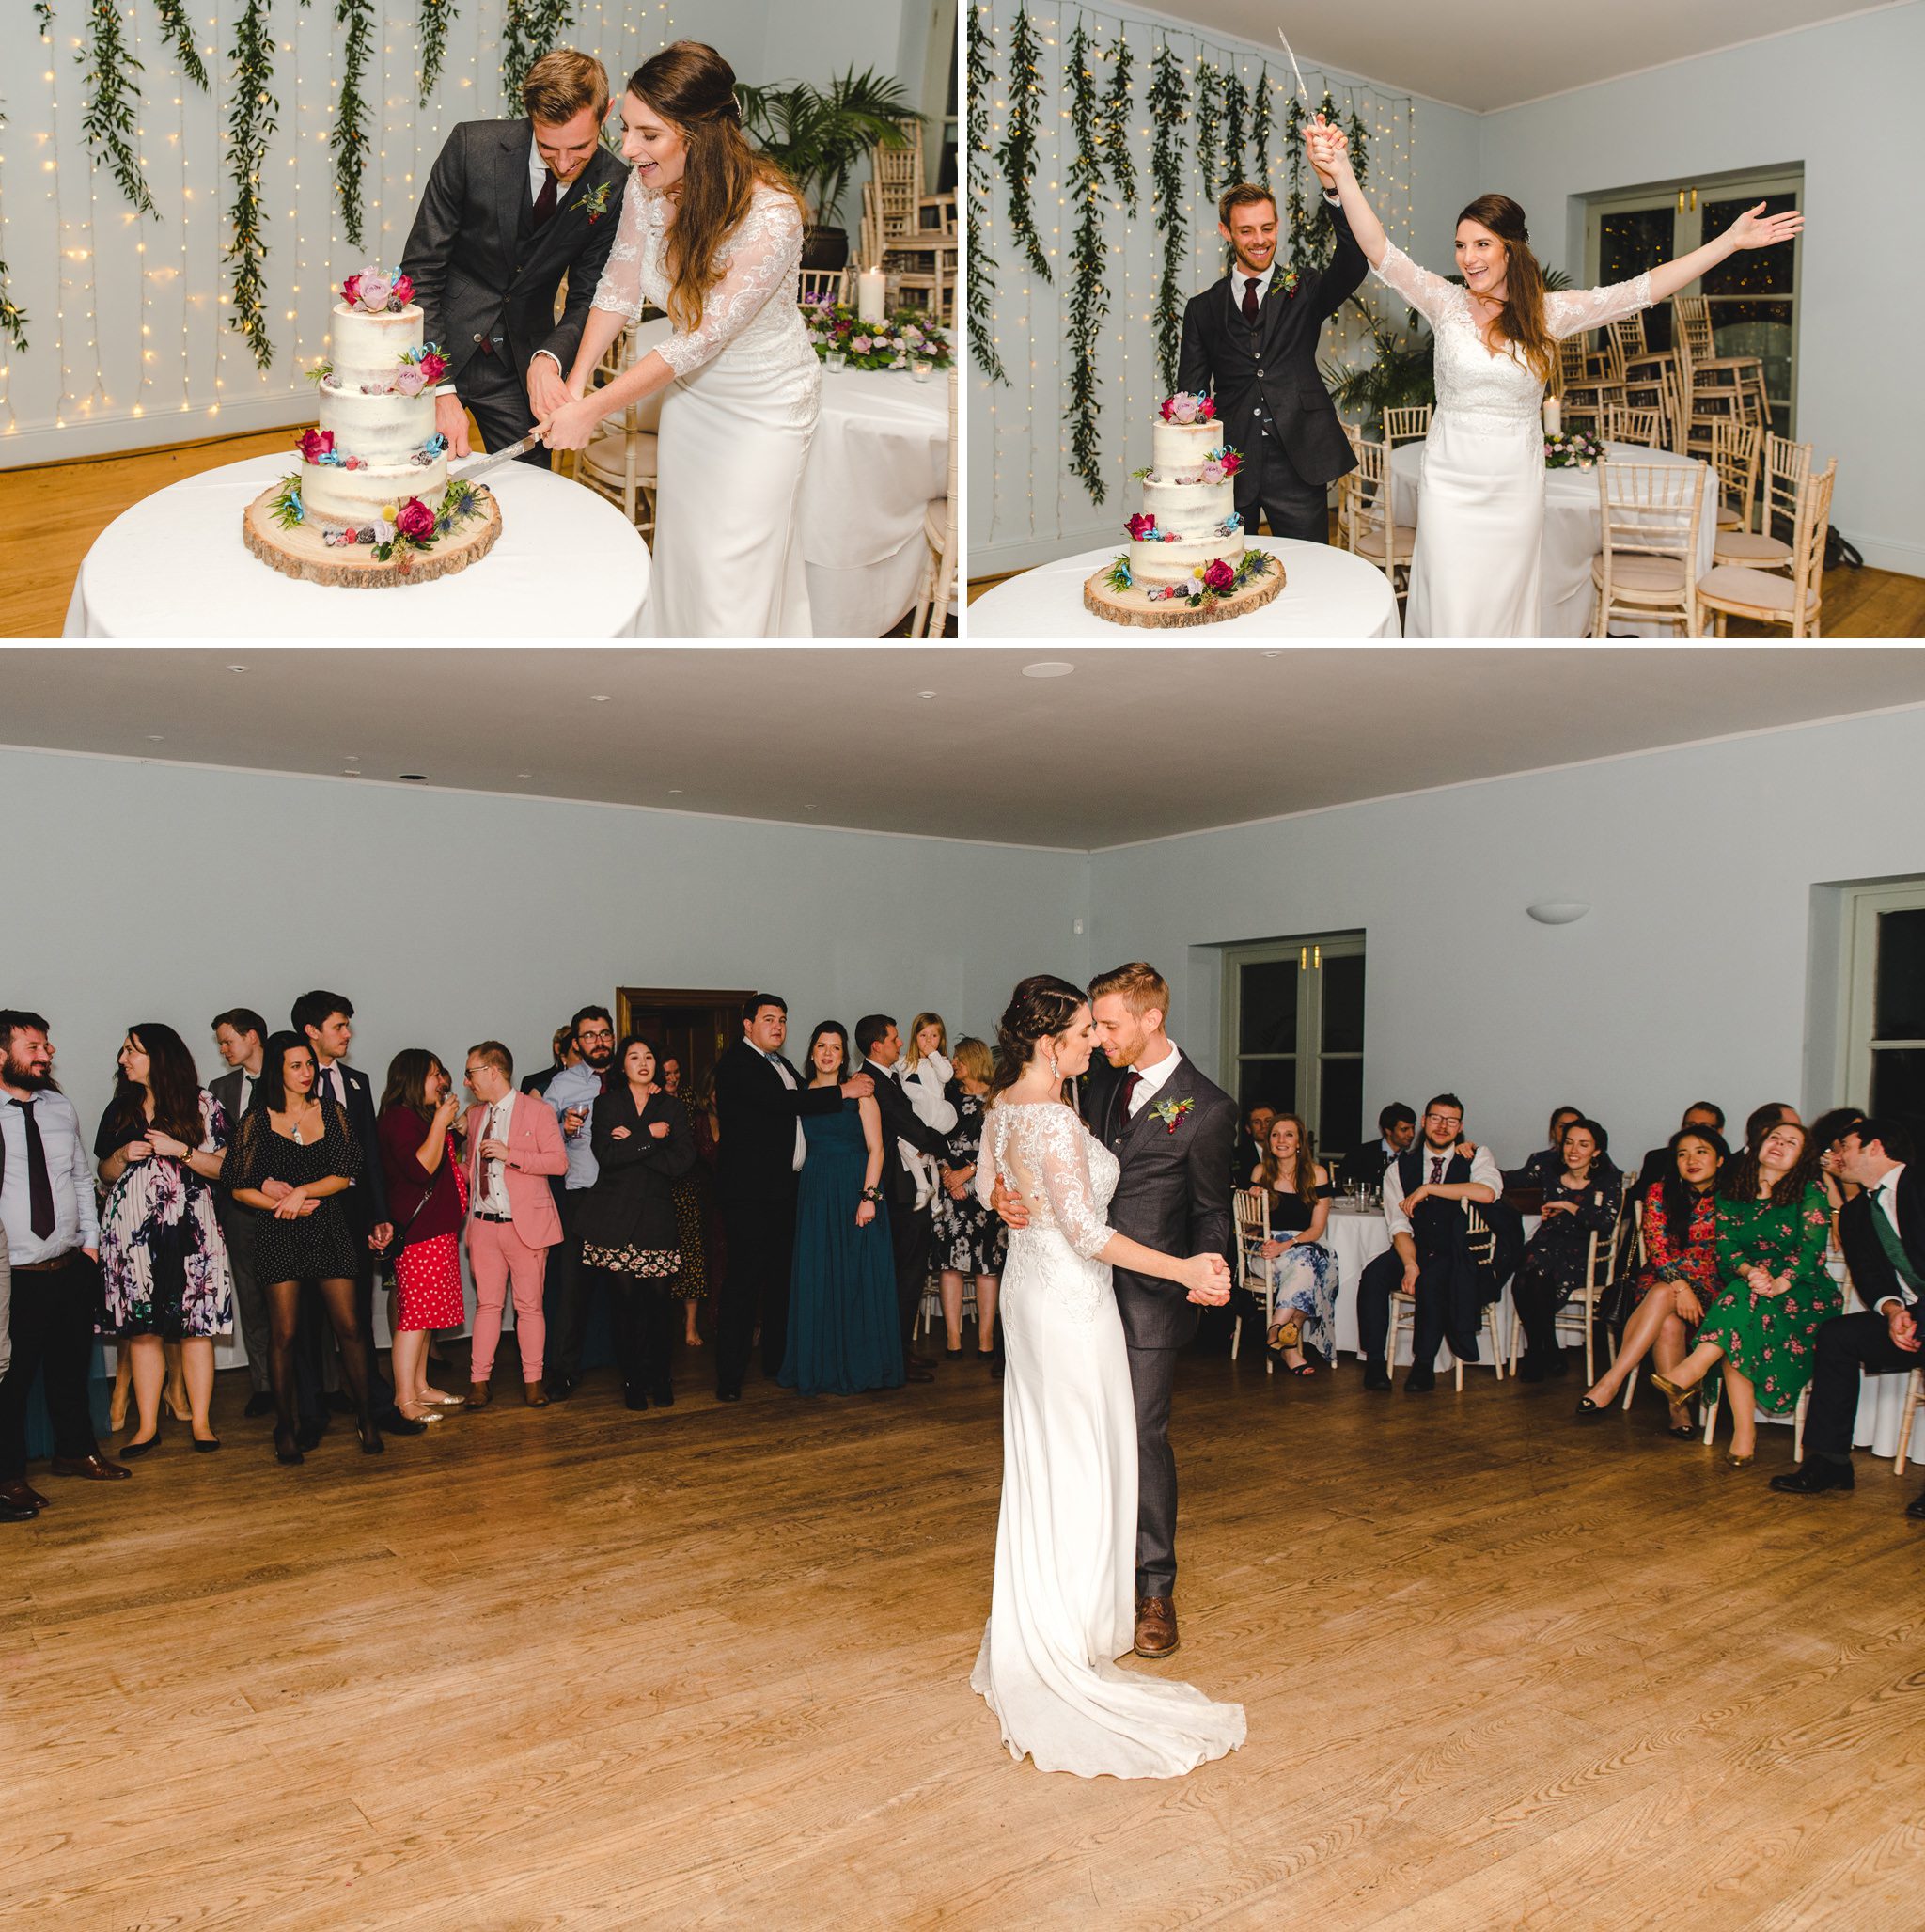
[
  {"left": 1308, "top": 123, "right": 1805, "bottom": 637},
  {"left": 539, "top": 41, "right": 820, "bottom": 637},
  {"left": 971, "top": 975, "right": 1244, "bottom": 1779}
]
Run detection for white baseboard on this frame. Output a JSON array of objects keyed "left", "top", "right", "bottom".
[
  {"left": 0, "top": 392, "right": 310, "bottom": 470},
  {"left": 1845, "top": 533, "right": 1925, "bottom": 581}
]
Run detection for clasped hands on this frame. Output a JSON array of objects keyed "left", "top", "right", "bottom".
[
  {"left": 1303, "top": 116, "right": 1350, "bottom": 185},
  {"left": 260, "top": 1177, "right": 319, "bottom": 1220}
]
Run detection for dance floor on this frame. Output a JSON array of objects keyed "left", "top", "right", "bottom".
[{"left": 5, "top": 1346, "right": 1923, "bottom": 1927}]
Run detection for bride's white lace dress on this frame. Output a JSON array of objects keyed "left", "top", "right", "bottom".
[
  {"left": 592, "top": 177, "right": 821, "bottom": 637},
  {"left": 1373, "top": 243, "right": 1652, "bottom": 637},
  {"left": 971, "top": 1101, "right": 1245, "bottom": 1779}
]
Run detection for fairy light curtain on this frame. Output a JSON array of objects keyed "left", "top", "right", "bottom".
[
  {"left": 971, "top": 0, "right": 1418, "bottom": 560},
  {"left": 0, "top": 0, "right": 674, "bottom": 463}
]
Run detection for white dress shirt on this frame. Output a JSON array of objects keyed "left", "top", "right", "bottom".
[
  {"left": 0, "top": 1089, "right": 101, "bottom": 1264},
  {"left": 478, "top": 1096, "right": 515, "bottom": 1216},
  {"left": 766, "top": 1053, "right": 806, "bottom": 1170},
  {"left": 1122, "top": 1044, "right": 1184, "bottom": 1118},
  {"left": 1383, "top": 1139, "right": 1504, "bottom": 1239}
]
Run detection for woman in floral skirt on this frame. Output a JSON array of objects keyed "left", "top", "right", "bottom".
[{"left": 932, "top": 1037, "right": 1003, "bottom": 1359}]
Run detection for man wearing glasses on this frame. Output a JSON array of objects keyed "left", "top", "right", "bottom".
[{"left": 1357, "top": 1093, "right": 1502, "bottom": 1391}]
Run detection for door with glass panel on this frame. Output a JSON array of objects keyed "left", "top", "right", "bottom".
[
  {"left": 1222, "top": 935, "right": 1365, "bottom": 1162},
  {"left": 1842, "top": 885, "right": 1925, "bottom": 1156}
]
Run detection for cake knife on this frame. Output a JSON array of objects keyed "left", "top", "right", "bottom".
[{"left": 447, "top": 431, "right": 542, "bottom": 482}]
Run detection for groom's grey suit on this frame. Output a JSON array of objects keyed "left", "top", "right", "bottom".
[{"left": 1083, "top": 1052, "right": 1237, "bottom": 1601}]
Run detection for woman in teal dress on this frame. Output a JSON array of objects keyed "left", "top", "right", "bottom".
[
  {"left": 779, "top": 1023, "right": 903, "bottom": 1397},
  {"left": 1652, "top": 1117, "right": 1838, "bottom": 1466}
]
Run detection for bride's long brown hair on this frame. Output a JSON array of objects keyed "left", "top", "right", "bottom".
[
  {"left": 630, "top": 41, "right": 806, "bottom": 337},
  {"left": 1458, "top": 193, "right": 1555, "bottom": 385}
]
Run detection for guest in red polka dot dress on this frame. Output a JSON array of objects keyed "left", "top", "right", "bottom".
[{"left": 378, "top": 1051, "right": 472, "bottom": 1424}]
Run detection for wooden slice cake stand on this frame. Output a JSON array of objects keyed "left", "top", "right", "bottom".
[
  {"left": 1083, "top": 555, "right": 1286, "bottom": 628},
  {"left": 243, "top": 484, "right": 502, "bottom": 589}
]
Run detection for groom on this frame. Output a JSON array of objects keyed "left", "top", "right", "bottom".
[
  {"left": 400, "top": 48, "right": 629, "bottom": 468},
  {"left": 1176, "top": 120, "right": 1366, "bottom": 543}
]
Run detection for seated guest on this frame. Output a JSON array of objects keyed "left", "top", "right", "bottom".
[
  {"left": 580, "top": 1036, "right": 696, "bottom": 1410},
  {"left": 1651, "top": 1116, "right": 1838, "bottom": 1466},
  {"left": 463, "top": 1041, "right": 569, "bottom": 1407},
  {"left": 1232, "top": 1103, "right": 1279, "bottom": 1192},
  {"left": 1503, "top": 1104, "right": 1586, "bottom": 1192},
  {"left": 377, "top": 1050, "right": 470, "bottom": 1422},
  {"left": 521, "top": 1025, "right": 579, "bottom": 1099},
  {"left": 780, "top": 1023, "right": 900, "bottom": 1398},
  {"left": 932, "top": 1036, "right": 1003, "bottom": 1360},
  {"left": 1635, "top": 1102, "right": 1726, "bottom": 1192},
  {"left": 1744, "top": 1100, "right": 1800, "bottom": 1144},
  {"left": 1808, "top": 1105, "right": 1868, "bottom": 1230},
  {"left": 1250, "top": 1113, "right": 1335, "bottom": 1374},
  {"left": 94, "top": 1024, "right": 235, "bottom": 1453},
  {"left": 1577, "top": 1125, "right": 1729, "bottom": 1430},
  {"left": 1771, "top": 1118, "right": 1925, "bottom": 1511},
  {"left": 1358, "top": 1093, "right": 1502, "bottom": 1391},
  {"left": 1338, "top": 1102, "right": 1416, "bottom": 1195},
  {"left": 1507, "top": 1117, "right": 1620, "bottom": 1381}
]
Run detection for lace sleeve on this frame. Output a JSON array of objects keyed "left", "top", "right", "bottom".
[
  {"left": 1372, "top": 240, "right": 1460, "bottom": 329},
  {"left": 589, "top": 172, "right": 650, "bottom": 322},
  {"left": 975, "top": 1111, "right": 1002, "bottom": 1210},
  {"left": 657, "top": 188, "right": 803, "bottom": 380},
  {"left": 1036, "top": 1107, "right": 1113, "bottom": 1263},
  {"left": 1543, "top": 273, "right": 1652, "bottom": 341}
]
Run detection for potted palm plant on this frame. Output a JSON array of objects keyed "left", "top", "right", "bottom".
[{"left": 738, "top": 67, "right": 920, "bottom": 271}]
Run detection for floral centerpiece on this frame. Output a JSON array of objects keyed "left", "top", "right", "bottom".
[
  {"left": 802, "top": 302, "right": 952, "bottom": 371},
  {"left": 340, "top": 268, "right": 415, "bottom": 314},
  {"left": 1544, "top": 431, "right": 1605, "bottom": 471}
]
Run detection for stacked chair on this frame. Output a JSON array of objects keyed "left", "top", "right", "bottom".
[
  {"left": 858, "top": 118, "right": 958, "bottom": 326},
  {"left": 1707, "top": 417, "right": 1764, "bottom": 536},
  {"left": 907, "top": 368, "right": 959, "bottom": 637},
  {"left": 1557, "top": 337, "right": 1620, "bottom": 439}
]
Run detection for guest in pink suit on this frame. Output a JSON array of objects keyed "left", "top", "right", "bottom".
[{"left": 461, "top": 1042, "right": 568, "bottom": 1408}]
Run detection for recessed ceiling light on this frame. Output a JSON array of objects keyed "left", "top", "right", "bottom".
[
  {"left": 515, "top": 771, "right": 532, "bottom": 779},
  {"left": 227, "top": 664, "right": 248, "bottom": 673},
  {"left": 1021, "top": 661, "right": 1074, "bottom": 678},
  {"left": 667, "top": 787, "right": 682, "bottom": 794},
  {"left": 917, "top": 690, "right": 937, "bottom": 699},
  {"left": 399, "top": 773, "right": 427, "bottom": 782},
  {"left": 1262, "top": 651, "right": 1283, "bottom": 658},
  {"left": 146, "top": 733, "right": 164, "bottom": 742},
  {"left": 589, "top": 694, "right": 611, "bottom": 702}
]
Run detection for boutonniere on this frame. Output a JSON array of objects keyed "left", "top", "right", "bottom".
[
  {"left": 577, "top": 181, "right": 612, "bottom": 225},
  {"left": 1150, "top": 1096, "right": 1195, "bottom": 1134},
  {"left": 1268, "top": 266, "right": 1299, "bottom": 301}
]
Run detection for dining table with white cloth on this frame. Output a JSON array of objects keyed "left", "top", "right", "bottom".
[
  {"left": 968, "top": 535, "right": 1402, "bottom": 638},
  {"left": 799, "top": 364, "right": 947, "bottom": 638},
  {"left": 62, "top": 452, "right": 650, "bottom": 637},
  {"left": 1387, "top": 437, "right": 1718, "bottom": 638}
]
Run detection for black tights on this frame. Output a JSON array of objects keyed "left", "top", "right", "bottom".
[{"left": 265, "top": 1277, "right": 376, "bottom": 1441}]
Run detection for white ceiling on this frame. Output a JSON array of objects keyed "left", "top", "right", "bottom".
[
  {"left": 6, "top": 646, "right": 1924, "bottom": 850},
  {"left": 1194, "top": 0, "right": 1890, "bottom": 111}
]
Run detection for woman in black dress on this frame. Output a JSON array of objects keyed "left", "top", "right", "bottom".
[
  {"left": 1510, "top": 1117, "right": 1623, "bottom": 1381},
  {"left": 580, "top": 1035, "right": 696, "bottom": 1410},
  {"left": 221, "top": 1031, "right": 387, "bottom": 1464}
]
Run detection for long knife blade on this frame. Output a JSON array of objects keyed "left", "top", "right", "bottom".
[
  {"left": 1276, "top": 27, "right": 1310, "bottom": 106},
  {"left": 449, "top": 431, "right": 541, "bottom": 483}
]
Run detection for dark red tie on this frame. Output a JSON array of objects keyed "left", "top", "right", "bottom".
[
  {"left": 1117, "top": 1071, "right": 1141, "bottom": 1126},
  {"left": 596, "top": 1068, "right": 609, "bottom": 1096},
  {"left": 10, "top": 1099, "right": 56, "bottom": 1238},
  {"left": 1242, "top": 276, "right": 1260, "bottom": 326},
  {"left": 533, "top": 168, "right": 558, "bottom": 229}
]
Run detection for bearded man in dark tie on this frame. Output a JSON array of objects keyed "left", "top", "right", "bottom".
[{"left": 1174, "top": 115, "right": 1366, "bottom": 544}]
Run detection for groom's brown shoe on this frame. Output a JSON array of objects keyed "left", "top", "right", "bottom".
[{"left": 1134, "top": 1596, "right": 1179, "bottom": 1658}]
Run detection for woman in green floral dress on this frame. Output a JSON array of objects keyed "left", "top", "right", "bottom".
[{"left": 1652, "top": 1117, "right": 1837, "bottom": 1465}]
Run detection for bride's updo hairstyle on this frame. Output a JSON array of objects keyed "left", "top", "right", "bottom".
[
  {"left": 1457, "top": 192, "right": 1555, "bottom": 385},
  {"left": 629, "top": 40, "right": 806, "bottom": 337},
  {"left": 991, "top": 975, "right": 1088, "bottom": 1098}
]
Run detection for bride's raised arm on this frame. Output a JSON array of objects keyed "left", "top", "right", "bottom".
[{"left": 1310, "top": 123, "right": 1456, "bottom": 329}]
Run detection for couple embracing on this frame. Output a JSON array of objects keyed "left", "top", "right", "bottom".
[
  {"left": 972, "top": 963, "right": 1246, "bottom": 1780},
  {"left": 402, "top": 39, "right": 820, "bottom": 637}
]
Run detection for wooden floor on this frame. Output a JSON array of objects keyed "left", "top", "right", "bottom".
[{"left": 5, "top": 1342, "right": 1922, "bottom": 1929}]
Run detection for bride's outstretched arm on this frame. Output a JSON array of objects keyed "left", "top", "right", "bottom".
[{"left": 1647, "top": 201, "right": 1805, "bottom": 306}]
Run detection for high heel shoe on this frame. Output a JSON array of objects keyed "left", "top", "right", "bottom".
[
  {"left": 359, "top": 1429, "right": 386, "bottom": 1455},
  {"left": 164, "top": 1388, "right": 193, "bottom": 1424},
  {"left": 1650, "top": 1372, "right": 1701, "bottom": 1405},
  {"left": 274, "top": 1426, "right": 304, "bottom": 1466},
  {"left": 1726, "top": 1450, "right": 1755, "bottom": 1468},
  {"left": 1573, "top": 1396, "right": 1605, "bottom": 1421},
  {"left": 119, "top": 1429, "right": 162, "bottom": 1457},
  {"left": 192, "top": 1435, "right": 222, "bottom": 1453}
]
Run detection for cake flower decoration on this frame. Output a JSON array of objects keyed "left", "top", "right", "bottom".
[
  {"left": 1160, "top": 392, "right": 1217, "bottom": 424},
  {"left": 396, "top": 497, "right": 436, "bottom": 542},
  {"left": 1126, "top": 512, "right": 1159, "bottom": 541},
  {"left": 296, "top": 428, "right": 334, "bottom": 463}
]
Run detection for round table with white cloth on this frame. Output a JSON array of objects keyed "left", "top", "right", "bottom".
[
  {"left": 1387, "top": 437, "right": 1717, "bottom": 639},
  {"left": 62, "top": 451, "right": 650, "bottom": 637},
  {"left": 800, "top": 365, "right": 947, "bottom": 638},
  {"left": 968, "top": 536, "right": 1402, "bottom": 639}
]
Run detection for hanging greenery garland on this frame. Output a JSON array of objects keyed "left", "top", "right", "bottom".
[
  {"left": 502, "top": 0, "right": 576, "bottom": 113},
  {"left": 332, "top": 0, "right": 376, "bottom": 250},
  {"left": 33, "top": 3, "right": 54, "bottom": 36},
  {"left": 1251, "top": 65, "right": 1272, "bottom": 184},
  {"left": 417, "top": 0, "right": 459, "bottom": 104},
  {"left": 994, "top": 2, "right": 1050, "bottom": 282},
  {"left": 1100, "top": 35, "right": 1136, "bottom": 215},
  {"left": 1222, "top": 71, "right": 1247, "bottom": 188},
  {"left": 1148, "top": 40, "right": 1186, "bottom": 393},
  {"left": 966, "top": 3, "right": 1004, "bottom": 385},
  {"left": 225, "top": 0, "right": 278, "bottom": 369},
  {"left": 1282, "top": 92, "right": 1306, "bottom": 265},
  {"left": 78, "top": 0, "right": 157, "bottom": 218},
  {"left": 1063, "top": 21, "right": 1107, "bottom": 504},
  {"left": 1193, "top": 60, "right": 1222, "bottom": 199},
  {"left": 155, "top": 0, "right": 210, "bottom": 90}
]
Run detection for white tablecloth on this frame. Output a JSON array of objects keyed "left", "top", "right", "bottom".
[
  {"left": 968, "top": 536, "right": 1402, "bottom": 639},
  {"left": 800, "top": 366, "right": 947, "bottom": 638},
  {"left": 1387, "top": 438, "right": 1717, "bottom": 638},
  {"left": 62, "top": 452, "right": 650, "bottom": 637}
]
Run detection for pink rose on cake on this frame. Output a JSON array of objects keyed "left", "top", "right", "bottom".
[
  {"left": 1126, "top": 513, "right": 1158, "bottom": 541},
  {"left": 1203, "top": 559, "right": 1236, "bottom": 593},
  {"left": 1201, "top": 459, "right": 1226, "bottom": 484},
  {"left": 341, "top": 273, "right": 363, "bottom": 307},
  {"left": 391, "top": 273, "right": 415, "bottom": 306},
  {"left": 417, "top": 350, "right": 447, "bottom": 383},
  {"left": 395, "top": 497, "right": 436, "bottom": 542},
  {"left": 394, "top": 368, "right": 427, "bottom": 397},
  {"left": 1159, "top": 392, "right": 1218, "bottom": 426},
  {"left": 296, "top": 428, "right": 334, "bottom": 463},
  {"left": 1219, "top": 449, "right": 1242, "bottom": 476},
  {"left": 357, "top": 273, "right": 393, "bottom": 313}
]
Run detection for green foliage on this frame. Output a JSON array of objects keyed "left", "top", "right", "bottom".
[
  {"left": 965, "top": 5, "right": 1004, "bottom": 385},
  {"left": 500, "top": 0, "right": 574, "bottom": 112},
  {"left": 1250, "top": 66, "right": 1272, "bottom": 181},
  {"left": 1148, "top": 41, "right": 1187, "bottom": 393},
  {"left": 224, "top": 0, "right": 278, "bottom": 369},
  {"left": 1103, "top": 553, "right": 1133, "bottom": 593},
  {"left": 417, "top": 0, "right": 458, "bottom": 103},
  {"left": 739, "top": 67, "right": 917, "bottom": 230},
  {"left": 33, "top": 2, "right": 54, "bottom": 37},
  {"left": 1222, "top": 71, "right": 1246, "bottom": 187},
  {"left": 333, "top": 0, "right": 375, "bottom": 250},
  {"left": 1194, "top": 61, "right": 1221, "bottom": 199},
  {"left": 0, "top": 105, "right": 24, "bottom": 353},
  {"left": 78, "top": 0, "right": 157, "bottom": 218},
  {"left": 155, "top": 0, "right": 210, "bottom": 89},
  {"left": 268, "top": 473, "right": 304, "bottom": 529},
  {"left": 1063, "top": 21, "right": 1107, "bottom": 505},
  {"left": 992, "top": 5, "right": 1049, "bottom": 280},
  {"left": 1100, "top": 35, "right": 1136, "bottom": 215}
]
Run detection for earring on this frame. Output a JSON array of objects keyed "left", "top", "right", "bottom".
[{"left": 1045, "top": 1052, "right": 1059, "bottom": 1078}]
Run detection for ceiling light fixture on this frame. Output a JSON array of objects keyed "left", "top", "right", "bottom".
[
  {"left": 589, "top": 694, "right": 611, "bottom": 703},
  {"left": 1021, "top": 661, "right": 1075, "bottom": 678},
  {"left": 667, "top": 787, "right": 682, "bottom": 794},
  {"left": 516, "top": 771, "right": 532, "bottom": 779},
  {"left": 342, "top": 770, "right": 362, "bottom": 778},
  {"left": 399, "top": 773, "right": 428, "bottom": 783},
  {"left": 227, "top": 664, "right": 248, "bottom": 673},
  {"left": 917, "top": 690, "right": 937, "bottom": 699},
  {"left": 146, "top": 733, "right": 164, "bottom": 742}
]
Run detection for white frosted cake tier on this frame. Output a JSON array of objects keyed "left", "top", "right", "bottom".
[
  {"left": 302, "top": 455, "right": 450, "bottom": 526},
  {"left": 1141, "top": 476, "right": 1236, "bottom": 532},
  {"left": 330, "top": 303, "right": 426, "bottom": 388},
  {"left": 318, "top": 385, "right": 438, "bottom": 463},
  {"left": 1150, "top": 418, "right": 1225, "bottom": 475},
  {"left": 1129, "top": 530, "right": 1244, "bottom": 583}
]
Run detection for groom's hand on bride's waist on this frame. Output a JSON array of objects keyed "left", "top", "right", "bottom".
[{"left": 993, "top": 1177, "right": 1029, "bottom": 1230}]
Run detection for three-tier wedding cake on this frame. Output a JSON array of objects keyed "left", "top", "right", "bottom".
[
  {"left": 243, "top": 267, "right": 501, "bottom": 588},
  {"left": 1083, "top": 393, "right": 1282, "bottom": 627}
]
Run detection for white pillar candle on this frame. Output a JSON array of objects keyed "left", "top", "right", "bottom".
[
  {"left": 1542, "top": 396, "right": 1562, "bottom": 437},
  {"left": 857, "top": 267, "right": 887, "bottom": 326}
]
